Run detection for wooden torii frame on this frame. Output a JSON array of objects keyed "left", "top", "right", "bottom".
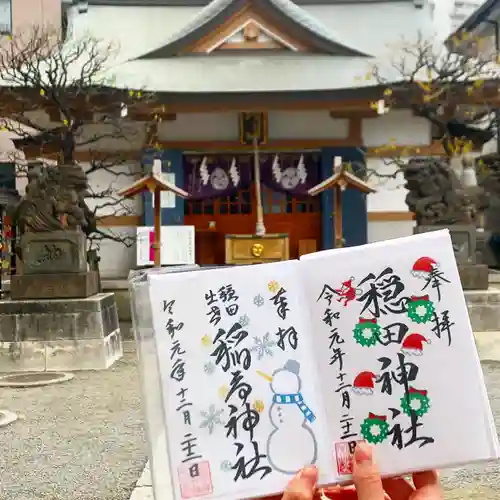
[
  {"left": 118, "top": 171, "right": 189, "bottom": 267},
  {"left": 308, "top": 157, "right": 375, "bottom": 248}
]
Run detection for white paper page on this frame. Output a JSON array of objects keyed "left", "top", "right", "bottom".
[
  {"left": 300, "top": 230, "right": 500, "bottom": 481},
  {"left": 148, "top": 261, "right": 332, "bottom": 500}
]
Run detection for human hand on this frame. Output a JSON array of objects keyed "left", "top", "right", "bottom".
[{"left": 280, "top": 442, "right": 443, "bottom": 500}]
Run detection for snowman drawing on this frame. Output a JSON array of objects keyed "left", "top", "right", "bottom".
[{"left": 257, "top": 359, "right": 318, "bottom": 475}]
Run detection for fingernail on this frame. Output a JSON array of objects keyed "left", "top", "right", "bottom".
[
  {"left": 354, "top": 442, "right": 372, "bottom": 464},
  {"left": 300, "top": 466, "right": 318, "bottom": 487}
]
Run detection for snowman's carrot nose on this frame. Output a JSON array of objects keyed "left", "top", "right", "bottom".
[{"left": 257, "top": 370, "right": 273, "bottom": 382}]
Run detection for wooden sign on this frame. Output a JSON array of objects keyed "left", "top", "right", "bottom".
[
  {"left": 239, "top": 112, "right": 268, "bottom": 145},
  {"left": 136, "top": 226, "right": 195, "bottom": 266}
]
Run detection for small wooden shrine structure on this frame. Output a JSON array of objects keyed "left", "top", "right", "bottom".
[
  {"left": 308, "top": 157, "right": 375, "bottom": 248},
  {"left": 118, "top": 170, "right": 189, "bottom": 267}
]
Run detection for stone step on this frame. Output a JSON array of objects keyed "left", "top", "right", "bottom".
[
  {"left": 473, "top": 331, "right": 500, "bottom": 362},
  {"left": 466, "top": 288, "right": 500, "bottom": 332}
]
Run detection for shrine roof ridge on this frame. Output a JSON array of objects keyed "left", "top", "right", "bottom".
[
  {"left": 135, "top": 0, "right": 371, "bottom": 58},
  {"left": 73, "top": 0, "right": 413, "bottom": 5}
]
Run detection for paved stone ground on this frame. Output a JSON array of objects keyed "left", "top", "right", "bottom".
[
  {"left": 0, "top": 341, "right": 147, "bottom": 500},
  {"left": 1, "top": 335, "right": 499, "bottom": 500},
  {"left": 440, "top": 361, "right": 500, "bottom": 499}
]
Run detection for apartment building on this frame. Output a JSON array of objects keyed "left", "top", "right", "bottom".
[{"left": 0, "top": 0, "right": 61, "bottom": 34}]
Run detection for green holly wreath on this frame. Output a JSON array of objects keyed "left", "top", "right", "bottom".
[
  {"left": 407, "top": 296, "right": 434, "bottom": 324},
  {"left": 400, "top": 389, "right": 431, "bottom": 418},
  {"left": 360, "top": 414, "right": 389, "bottom": 444},
  {"left": 353, "top": 321, "right": 381, "bottom": 347}
]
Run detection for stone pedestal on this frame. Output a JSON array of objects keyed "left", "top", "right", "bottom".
[
  {"left": 0, "top": 292, "right": 122, "bottom": 372},
  {"left": 21, "top": 231, "right": 87, "bottom": 275},
  {"left": 458, "top": 264, "right": 489, "bottom": 290},
  {"left": 11, "top": 230, "right": 98, "bottom": 300},
  {"left": 414, "top": 225, "right": 490, "bottom": 290},
  {"left": 465, "top": 286, "right": 500, "bottom": 362},
  {"left": 10, "top": 271, "right": 99, "bottom": 300}
]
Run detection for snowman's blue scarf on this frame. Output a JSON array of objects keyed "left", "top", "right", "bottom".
[{"left": 273, "top": 393, "right": 316, "bottom": 423}]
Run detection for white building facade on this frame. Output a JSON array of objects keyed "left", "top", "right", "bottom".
[{"left": 21, "top": 0, "right": 455, "bottom": 277}]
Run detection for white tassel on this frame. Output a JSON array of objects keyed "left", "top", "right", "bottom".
[
  {"left": 272, "top": 154, "right": 281, "bottom": 182},
  {"left": 296, "top": 154, "right": 307, "bottom": 184},
  {"left": 200, "top": 156, "right": 209, "bottom": 185},
  {"left": 229, "top": 157, "right": 240, "bottom": 186}
]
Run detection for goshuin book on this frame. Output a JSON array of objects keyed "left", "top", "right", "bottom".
[{"left": 146, "top": 229, "right": 499, "bottom": 500}]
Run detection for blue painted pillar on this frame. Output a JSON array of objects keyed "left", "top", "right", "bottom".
[
  {"left": 320, "top": 147, "right": 368, "bottom": 249},
  {"left": 142, "top": 149, "right": 184, "bottom": 226}
]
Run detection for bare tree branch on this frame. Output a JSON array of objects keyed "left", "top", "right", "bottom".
[{"left": 0, "top": 25, "right": 159, "bottom": 252}]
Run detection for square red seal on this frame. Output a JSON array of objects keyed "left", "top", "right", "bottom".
[
  {"left": 335, "top": 441, "right": 361, "bottom": 476},
  {"left": 178, "top": 461, "right": 213, "bottom": 499}
]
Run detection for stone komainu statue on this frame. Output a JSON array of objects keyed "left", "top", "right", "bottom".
[
  {"left": 403, "top": 157, "right": 482, "bottom": 226},
  {"left": 12, "top": 163, "right": 97, "bottom": 236}
]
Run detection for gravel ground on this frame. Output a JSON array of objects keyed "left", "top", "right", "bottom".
[
  {"left": 1, "top": 342, "right": 499, "bottom": 500},
  {"left": 0, "top": 342, "right": 146, "bottom": 500}
]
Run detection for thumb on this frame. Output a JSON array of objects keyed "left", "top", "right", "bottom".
[
  {"left": 352, "top": 442, "right": 385, "bottom": 500},
  {"left": 282, "top": 466, "right": 318, "bottom": 500}
]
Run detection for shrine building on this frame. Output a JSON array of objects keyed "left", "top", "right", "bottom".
[{"left": 28, "top": 0, "right": 454, "bottom": 274}]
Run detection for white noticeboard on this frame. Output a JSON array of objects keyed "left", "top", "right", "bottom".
[
  {"left": 136, "top": 226, "right": 195, "bottom": 266},
  {"left": 151, "top": 173, "right": 176, "bottom": 209}
]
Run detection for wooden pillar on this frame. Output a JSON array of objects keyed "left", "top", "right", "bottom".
[
  {"left": 334, "top": 185, "right": 343, "bottom": 248},
  {"left": 153, "top": 188, "right": 162, "bottom": 267}
]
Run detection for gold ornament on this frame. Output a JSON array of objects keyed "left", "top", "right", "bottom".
[{"left": 251, "top": 243, "right": 264, "bottom": 257}]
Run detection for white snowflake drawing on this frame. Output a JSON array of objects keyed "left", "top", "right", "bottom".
[
  {"left": 220, "top": 460, "right": 233, "bottom": 472},
  {"left": 253, "top": 294, "right": 264, "bottom": 307},
  {"left": 251, "top": 333, "right": 277, "bottom": 360},
  {"left": 199, "top": 405, "right": 224, "bottom": 435},
  {"left": 204, "top": 362, "right": 216, "bottom": 375},
  {"left": 239, "top": 314, "right": 250, "bottom": 327}
]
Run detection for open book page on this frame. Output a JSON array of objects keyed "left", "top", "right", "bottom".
[
  {"left": 300, "top": 229, "right": 500, "bottom": 481},
  {"left": 148, "top": 261, "right": 332, "bottom": 500}
]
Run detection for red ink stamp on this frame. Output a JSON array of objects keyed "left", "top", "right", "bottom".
[
  {"left": 335, "top": 441, "right": 361, "bottom": 475},
  {"left": 178, "top": 461, "right": 213, "bottom": 499}
]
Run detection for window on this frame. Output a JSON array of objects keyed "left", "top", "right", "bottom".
[
  {"left": 0, "top": 0, "right": 11, "bottom": 34},
  {"left": 184, "top": 188, "right": 253, "bottom": 216},
  {"left": 262, "top": 186, "right": 320, "bottom": 215}
]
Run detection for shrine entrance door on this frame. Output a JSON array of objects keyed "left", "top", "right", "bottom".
[{"left": 183, "top": 152, "right": 321, "bottom": 265}]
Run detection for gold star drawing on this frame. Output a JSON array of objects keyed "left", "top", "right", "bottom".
[
  {"left": 253, "top": 400, "right": 265, "bottom": 413},
  {"left": 268, "top": 280, "right": 280, "bottom": 293},
  {"left": 218, "top": 385, "right": 229, "bottom": 400},
  {"left": 201, "top": 335, "right": 212, "bottom": 347}
]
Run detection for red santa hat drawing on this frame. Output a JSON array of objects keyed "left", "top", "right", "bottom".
[
  {"left": 352, "top": 371, "right": 377, "bottom": 395},
  {"left": 401, "top": 333, "right": 431, "bottom": 356},
  {"left": 411, "top": 256, "right": 438, "bottom": 280}
]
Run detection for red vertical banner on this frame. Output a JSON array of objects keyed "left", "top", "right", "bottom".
[{"left": 149, "top": 230, "right": 155, "bottom": 263}]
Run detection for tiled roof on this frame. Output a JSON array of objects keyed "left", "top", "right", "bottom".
[{"left": 137, "top": 0, "right": 371, "bottom": 57}]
